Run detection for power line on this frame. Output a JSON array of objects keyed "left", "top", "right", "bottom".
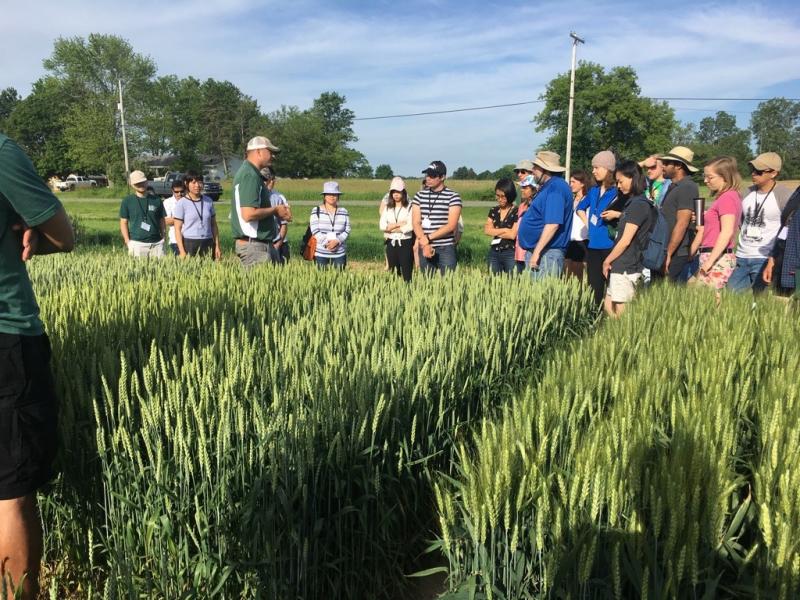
[
  {"left": 354, "top": 96, "right": 800, "bottom": 121},
  {"left": 354, "top": 100, "right": 545, "bottom": 121}
]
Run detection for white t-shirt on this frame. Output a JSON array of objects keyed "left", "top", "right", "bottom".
[
  {"left": 570, "top": 201, "right": 588, "bottom": 241},
  {"left": 736, "top": 188, "right": 782, "bottom": 259},
  {"left": 163, "top": 196, "right": 181, "bottom": 244}
]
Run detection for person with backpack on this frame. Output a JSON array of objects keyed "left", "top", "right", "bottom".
[
  {"left": 576, "top": 150, "right": 619, "bottom": 303},
  {"left": 602, "top": 160, "right": 654, "bottom": 317},
  {"left": 379, "top": 177, "right": 414, "bottom": 281},
  {"left": 309, "top": 181, "right": 350, "bottom": 269},
  {"left": 687, "top": 157, "right": 742, "bottom": 292}
]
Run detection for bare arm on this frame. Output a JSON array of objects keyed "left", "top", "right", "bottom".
[
  {"left": 667, "top": 209, "right": 692, "bottom": 257},
  {"left": 603, "top": 222, "right": 640, "bottom": 276},
  {"left": 701, "top": 214, "right": 736, "bottom": 271},
  {"left": 411, "top": 204, "right": 426, "bottom": 243},
  {"left": 120, "top": 218, "right": 130, "bottom": 246},
  {"left": 430, "top": 205, "right": 462, "bottom": 241},
  {"left": 576, "top": 210, "right": 588, "bottom": 227},
  {"left": 496, "top": 221, "right": 519, "bottom": 240},
  {"left": 174, "top": 219, "right": 186, "bottom": 256},
  {"left": 31, "top": 206, "right": 75, "bottom": 254}
]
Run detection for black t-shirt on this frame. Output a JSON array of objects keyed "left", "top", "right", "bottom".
[
  {"left": 487, "top": 205, "right": 518, "bottom": 251},
  {"left": 612, "top": 195, "right": 654, "bottom": 274},
  {"left": 660, "top": 177, "right": 698, "bottom": 257}
]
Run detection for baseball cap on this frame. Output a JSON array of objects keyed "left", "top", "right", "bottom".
[
  {"left": 422, "top": 160, "right": 447, "bottom": 177},
  {"left": 246, "top": 136, "right": 279, "bottom": 152},
  {"left": 389, "top": 176, "right": 406, "bottom": 192},
  {"left": 129, "top": 170, "right": 147, "bottom": 185},
  {"left": 749, "top": 152, "right": 782, "bottom": 172}
]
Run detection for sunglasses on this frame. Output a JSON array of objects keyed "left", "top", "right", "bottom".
[
  {"left": 750, "top": 168, "right": 773, "bottom": 176},
  {"left": 514, "top": 169, "right": 530, "bottom": 174}
]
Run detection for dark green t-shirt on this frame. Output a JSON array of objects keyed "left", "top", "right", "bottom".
[
  {"left": 231, "top": 160, "right": 275, "bottom": 241},
  {"left": 0, "top": 134, "right": 62, "bottom": 335},
  {"left": 120, "top": 194, "right": 166, "bottom": 243}
]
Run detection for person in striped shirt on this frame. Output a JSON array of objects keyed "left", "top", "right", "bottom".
[
  {"left": 411, "top": 160, "right": 462, "bottom": 274},
  {"left": 310, "top": 181, "right": 351, "bottom": 269}
]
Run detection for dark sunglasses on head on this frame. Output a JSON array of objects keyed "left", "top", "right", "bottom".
[{"left": 750, "top": 168, "right": 773, "bottom": 176}]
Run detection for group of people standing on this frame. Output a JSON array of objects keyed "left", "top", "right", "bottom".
[{"left": 492, "top": 146, "right": 799, "bottom": 315}]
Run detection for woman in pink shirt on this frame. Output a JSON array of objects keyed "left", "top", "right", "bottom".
[
  {"left": 514, "top": 175, "right": 536, "bottom": 273},
  {"left": 689, "top": 156, "right": 742, "bottom": 290}
]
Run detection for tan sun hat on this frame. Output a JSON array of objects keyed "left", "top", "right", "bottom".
[
  {"left": 129, "top": 170, "right": 148, "bottom": 185},
  {"left": 532, "top": 150, "right": 566, "bottom": 173},
  {"left": 658, "top": 146, "right": 698, "bottom": 173},
  {"left": 749, "top": 152, "right": 782, "bottom": 172},
  {"left": 514, "top": 159, "right": 534, "bottom": 172}
]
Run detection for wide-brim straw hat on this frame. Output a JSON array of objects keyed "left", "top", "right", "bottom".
[
  {"left": 531, "top": 150, "right": 566, "bottom": 173},
  {"left": 658, "top": 146, "right": 698, "bottom": 173}
]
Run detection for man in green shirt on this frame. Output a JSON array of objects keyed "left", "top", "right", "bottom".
[
  {"left": 0, "top": 133, "right": 74, "bottom": 600},
  {"left": 119, "top": 170, "right": 166, "bottom": 258},
  {"left": 231, "top": 136, "right": 291, "bottom": 266}
]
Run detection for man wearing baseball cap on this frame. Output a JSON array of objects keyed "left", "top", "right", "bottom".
[
  {"left": 516, "top": 150, "right": 573, "bottom": 279},
  {"left": 412, "top": 160, "right": 462, "bottom": 274},
  {"left": 231, "top": 136, "right": 291, "bottom": 266},
  {"left": 119, "top": 170, "right": 167, "bottom": 258},
  {"left": 729, "top": 152, "right": 794, "bottom": 292},
  {"left": 656, "top": 146, "right": 699, "bottom": 281}
]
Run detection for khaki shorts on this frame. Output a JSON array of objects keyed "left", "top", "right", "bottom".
[
  {"left": 607, "top": 272, "right": 641, "bottom": 303},
  {"left": 128, "top": 240, "right": 165, "bottom": 258}
]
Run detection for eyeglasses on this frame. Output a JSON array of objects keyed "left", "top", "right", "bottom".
[{"left": 750, "top": 168, "right": 773, "bottom": 176}]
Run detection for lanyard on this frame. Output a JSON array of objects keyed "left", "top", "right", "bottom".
[
  {"left": 751, "top": 184, "right": 775, "bottom": 222},
  {"left": 136, "top": 195, "right": 148, "bottom": 220},
  {"left": 325, "top": 208, "right": 338, "bottom": 231},
  {"left": 393, "top": 206, "right": 403, "bottom": 223},
  {"left": 425, "top": 189, "right": 443, "bottom": 219},
  {"left": 496, "top": 206, "right": 513, "bottom": 227},
  {"left": 189, "top": 196, "right": 204, "bottom": 225}
]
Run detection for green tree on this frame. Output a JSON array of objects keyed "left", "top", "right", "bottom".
[
  {"left": 535, "top": 62, "right": 677, "bottom": 171},
  {"left": 4, "top": 78, "right": 73, "bottom": 176},
  {"left": 0, "top": 87, "right": 20, "bottom": 130},
  {"left": 750, "top": 98, "right": 800, "bottom": 178},
  {"left": 691, "top": 111, "right": 751, "bottom": 174},
  {"left": 493, "top": 164, "right": 516, "bottom": 180},
  {"left": 42, "top": 34, "right": 157, "bottom": 181},
  {"left": 349, "top": 156, "right": 373, "bottom": 178},
  {"left": 374, "top": 164, "right": 394, "bottom": 179},
  {"left": 452, "top": 166, "right": 477, "bottom": 179}
]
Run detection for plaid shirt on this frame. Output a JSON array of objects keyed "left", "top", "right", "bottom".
[{"left": 781, "top": 208, "right": 800, "bottom": 289}]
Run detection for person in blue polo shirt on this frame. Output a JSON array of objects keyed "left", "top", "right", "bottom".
[{"left": 517, "top": 150, "right": 573, "bottom": 279}]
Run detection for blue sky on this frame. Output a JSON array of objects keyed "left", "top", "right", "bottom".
[{"left": 2, "top": 0, "right": 800, "bottom": 176}]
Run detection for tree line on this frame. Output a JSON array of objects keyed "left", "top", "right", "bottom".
[
  {"left": 1, "top": 38, "right": 798, "bottom": 183},
  {"left": 0, "top": 35, "right": 371, "bottom": 184}
]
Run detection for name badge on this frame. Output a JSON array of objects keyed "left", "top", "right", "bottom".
[
  {"left": 777, "top": 226, "right": 788, "bottom": 241},
  {"left": 491, "top": 237, "right": 501, "bottom": 245},
  {"left": 422, "top": 217, "right": 432, "bottom": 229},
  {"left": 140, "top": 222, "right": 152, "bottom": 232},
  {"left": 590, "top": 215, "right": 599, "bottom": 226},
  {"left": 744, "top": 226, "right": 763, "bottom": 241}
]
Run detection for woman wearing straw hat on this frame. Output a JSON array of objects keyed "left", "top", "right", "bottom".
[
  {"left": 379, "top": 177, "right": 414, "bottom": 281},
  {"left": 310, "top": 181, "right": 351, "bottom": 269}
]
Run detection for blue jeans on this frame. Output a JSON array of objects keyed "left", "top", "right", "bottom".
[
  {"left": 727, "top": 256, "right": 767, "bottom": 292},
  {"left": 418, "top": 243, "right": 457, "bottom": 275},
  {"left": 487, "top": 248, "right": 516, "bottom": 275},
  {"left": 169, "top": 243, "right": 179, "bottom": 256},
  {"left": 525, "top": 248, "right": 565, "bottom": 280},
  {"left": 316, "top": 255, "right": 347, "bottom": 269}
]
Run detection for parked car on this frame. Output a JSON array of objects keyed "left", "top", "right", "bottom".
[
  {"left": 55, "top": 174, "right": 97, "bottom": 192},
  {"left": 149, "top": 171, "right": 222, "bottom": 201},
  {"left": 86, "top": 174, "right": 109, "bottom": 187}
]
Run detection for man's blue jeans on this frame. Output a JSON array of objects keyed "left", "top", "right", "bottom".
[
  {"left": 418, "top": 243, "right": 457, "bottom": 275},
  {"left": 524, "top": 248, "right": 565, "bottom": 280},
  {"left": 727, "top": 256, "right": 767, "bottom": 292}
]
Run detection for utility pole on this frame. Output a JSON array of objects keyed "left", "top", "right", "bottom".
[
  {"left": 118, "top": 79, "right": 131, "bottom": 187},
  {"left": 565, "top": 32, "right": 585, "bottom": 177}
]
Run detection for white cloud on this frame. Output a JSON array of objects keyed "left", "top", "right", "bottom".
[{"left": 2, "top": 0, "right": 799, "bottom": 174}]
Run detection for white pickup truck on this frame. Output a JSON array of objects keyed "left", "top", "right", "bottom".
[{"left": 55, "top": 175, "right": 97, "bottom": 192}]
